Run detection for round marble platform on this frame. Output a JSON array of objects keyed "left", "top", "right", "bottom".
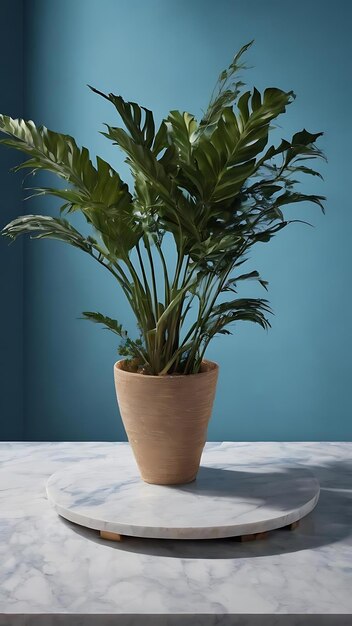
[{"left": 46, "top": 446, "right": 320, "bottom": 540}]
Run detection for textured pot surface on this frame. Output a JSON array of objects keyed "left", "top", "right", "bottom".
[{"left": 114, "top": 360, "right": 219, "bottom": 485}]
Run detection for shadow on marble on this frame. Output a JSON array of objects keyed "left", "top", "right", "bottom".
[
  {"left": 60, "top": 458, "right": 352, "bottom": 560},
  {"left": 167, "top": 465, "right": 316, "bottom": 509}
]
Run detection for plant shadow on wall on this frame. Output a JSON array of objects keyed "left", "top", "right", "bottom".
[{"left": 0, "top": 41, "right": 325, "bottom": 377}]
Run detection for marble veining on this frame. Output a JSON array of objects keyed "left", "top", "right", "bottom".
[
  {"left": 0, "top": 441, "right": 351, "bottom": 625},
  {"left": 46, "top": 450, "right": 320, "bottom": 539}
]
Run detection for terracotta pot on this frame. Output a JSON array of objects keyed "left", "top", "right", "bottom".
[{"left": 113, "top": 359, "right": 219, "bottom": 485}]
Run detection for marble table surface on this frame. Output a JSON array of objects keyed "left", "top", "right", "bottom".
[{"left": 0, "top": 441, "right": 351, "bottom": 626}]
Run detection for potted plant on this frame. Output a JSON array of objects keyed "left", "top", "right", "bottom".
[{"left": 0, "top": 42, "right": 325, "bottom": 484}]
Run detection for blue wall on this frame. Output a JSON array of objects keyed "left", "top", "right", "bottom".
[
  {"left": 0, "top": 0, "right": 24, "bottom": 439},
  {"left": 2, "top": 0, "right": 351, "bottom": 440}
]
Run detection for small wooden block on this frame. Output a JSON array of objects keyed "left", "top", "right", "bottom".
[
  {"left": 283, "top": 520, "right": 300, "bottom": 531},
  {"left": 239, "top": 531, "right": 268, "bottom": 542},
  {"left": 100, "top": 530, "right": 123, "bottom": 541}
]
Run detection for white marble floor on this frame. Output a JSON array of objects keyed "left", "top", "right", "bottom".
[{"left": 0, "top": 441, "right": 351, "bottom": 625}]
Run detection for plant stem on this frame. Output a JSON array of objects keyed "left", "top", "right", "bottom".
[
  {"left": 144, "top": 235, "right": 159, "bottom": 321},
  {"left": 172, "top": 244, "right": 185, "bottom": 291},
  {"left": 136, "top": 241, "right": 153, "bottom": 306},
  {"left": 155, "top": 240, "right": 170, "bottom": 306}
]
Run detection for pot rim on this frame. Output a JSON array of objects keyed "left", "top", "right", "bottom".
[{"left": 114, "top": 358, "right": 219, "bottom": 380}]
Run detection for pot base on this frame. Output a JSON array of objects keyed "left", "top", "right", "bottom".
[{"left": 141, "top": 474, "right": 197, "bottom": 486}]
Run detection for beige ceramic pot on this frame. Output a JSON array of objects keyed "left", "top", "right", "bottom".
[{"left": 113, "top": 359, "right": 219, "bottom": 485}]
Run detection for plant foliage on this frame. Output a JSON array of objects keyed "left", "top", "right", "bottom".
[{"left": 0, "top": 42, "right": 325, "bottom": 374}]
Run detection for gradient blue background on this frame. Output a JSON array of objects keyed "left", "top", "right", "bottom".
[
  {"left": 1, "top": 0, "right": 351, "bottom": 441},
  {"left": 0, "top": 0, "right": 24, "bottom": 438}
]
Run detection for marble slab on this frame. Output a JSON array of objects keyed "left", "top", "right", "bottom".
[
  {"left": 46, "top": 451, "right": 320, "bottom": 540},
  {"left": 0, "top": 441, "right": 352, "bottom": 625}
]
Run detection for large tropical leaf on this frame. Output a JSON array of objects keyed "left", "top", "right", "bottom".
[
  {"left": 166, "top": 111, "right": 197, "bottom": 164},
  {"left": 202, "top": 297, "right": 272, "bottom": 338},
  {"left": 89, "top": 90, "right": 202, "bottom": 245},
  {"left": 102, "top": 123, "right": 200, "bottom": 245},
  {"left": 89, "top": 87, "right": 156, "bottom": 150},
  {"left": 0, "top": 115, "right": 141, "bottom": 256},
  {"left": 161, "top": 86, "right": 294, "bottom": 212},
  {"left": 2, "top": 214, "right": 96, "bottom": 252},
  {"left": 0, "top": 115, "right": 119, "bottom": 202},
  {"left": 194, "top": 88, "right": 294, "bottom": 203}
]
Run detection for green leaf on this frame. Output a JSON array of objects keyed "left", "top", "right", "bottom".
[
  {"left": 82, "top": 312, "right": 148, "bottom": 364},
  {"left": 192, "top": 87, "right": 293, "bottom": 204},
  {"left": 0, "top": 115, "right": 140, "bottom": 257},
  {"left": 103, "top": 123, "right": 200, "bottom": 244},
  {"left": 251, "top": 87, "right": 261, "bottom": 111},
  {"left": 81, "top": 311, "right": 128, "bottom": 338},
  {"left": 224, "top": 271, "right": 268, "bottom": 292},
  {"left": 166, "top": 111, "right": 197, "bottom": 164},
  {"left": 89, "top": 86, "right": 155, "bottom": 149},
  {"left": 152, "top": 121, "right": 169, "bottom": 157},
  {"left": 202, "top": 297, "right": 272, "bottom": 340},
  {"left": 286, "top": 165, "right": 323, "bottom": 179},
  {"left": 274, "top": 191, "right": 326, "bottom": 213},
  {"left": 257, "top": 128, "right": 325, "bottom": 169},
  {"left": 2, "top": 214, "right": 96, "bottom": 252},
  {"left": 200, "top": 40, "right": 254, "bottom": 129},
  {"left": 237, "top": 91, "right": 251, "bottom": 125},
  {"left": 156, "top": 282, "right": 194, "bottom": 333}
]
